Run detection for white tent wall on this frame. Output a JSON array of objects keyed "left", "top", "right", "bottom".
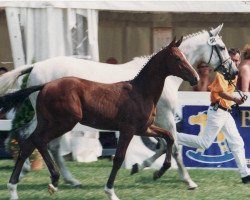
[
  {"left": 3, "top": 7, "right": 101, "bottom": 162},
  {"left": 2, "top": 1, "right": 250, "bottom": 69},
  {"left": 1, "top": 1, "right": 250, "bottom": 13},
  {"left": 5, "top": 7, "right": 99, "bottom": 68}
]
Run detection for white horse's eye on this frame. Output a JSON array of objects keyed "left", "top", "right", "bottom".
[{"left": 220, "top": 46, "right": 226, "bottom": 50}]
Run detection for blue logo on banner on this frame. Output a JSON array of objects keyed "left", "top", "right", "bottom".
[{"left": 181, "top": 106, "right": 250, "bottom": 168}]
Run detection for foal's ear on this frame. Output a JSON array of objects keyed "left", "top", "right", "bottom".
[
  {"left": 175, "top": 36, "right": 183, "bottom": 47},
  {"left": 168, "top": 36, "right": 177, "bottom": 48}
]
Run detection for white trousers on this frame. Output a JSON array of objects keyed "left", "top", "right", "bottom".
[{"left": 177, "top": 106, "right": 249, "bottom": 178}]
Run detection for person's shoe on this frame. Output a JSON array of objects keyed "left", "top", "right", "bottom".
[{"left": 242, "top": 175, "right": 250, "bottom": 184}]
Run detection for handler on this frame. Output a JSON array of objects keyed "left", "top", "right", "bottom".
[{"left": 177, "top": 65, "right": 250, "bottom": 184}]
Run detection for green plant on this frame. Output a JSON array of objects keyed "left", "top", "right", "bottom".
[{"left": 6, "top": 74, "right": 35, "bottom": 155}]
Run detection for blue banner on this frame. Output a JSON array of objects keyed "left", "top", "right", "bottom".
[{"left": 181, "top": 105, "right": 250, "bottom": 168}]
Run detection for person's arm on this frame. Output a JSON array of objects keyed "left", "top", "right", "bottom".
[
  {"left": 193, "top": 82, "right": 209, "bottom": 91},
  {"left": 219, "top": 91, "right": 245, "bottom": 105},
  {"left": 239, "top": 64, "right": 250, "bottom": 92}
]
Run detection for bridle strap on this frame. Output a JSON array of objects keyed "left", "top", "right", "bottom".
[
  {"left": 207, "top": 43, "right": 214, "bottom": 65},
  {"left": 206, "top": 31, "right": 214, "bottom": 65},
  {"left": 228, "top": 80, "right": 248, "bottom": 101},
  {"left": 207, "top": 31, "right": 232, "bottom": 72},
  {"left": 228, "top": 79, "right": 248, "bottom": 114}
]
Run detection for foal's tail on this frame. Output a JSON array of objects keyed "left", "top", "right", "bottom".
[
  {"left": 0, "top": 64, "right": 34, "bottom": 96},
  {"left": 0, "top": 84, "right": 44, "bottom": 113}
]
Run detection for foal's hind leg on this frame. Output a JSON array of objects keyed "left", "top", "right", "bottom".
[
  {"left": 31, "top": 133, "right": 60, "bottom": 194},
  {"left": 139, "top": 124, "right": 174, "bottom": 180},
  {"left": 8, "top": 138, "right": 35, "bottom": 200},
  {"left": 30, "top": 123, "right": 63, "bottom": 194}
]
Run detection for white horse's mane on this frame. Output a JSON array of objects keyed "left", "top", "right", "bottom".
[
  {"left": 131, "top": 29, "right": 208, "bottom": 80},
  {"left": 183, "top": 30, "right": 207, "bottom": 41},
  {"left": 133, "top": 29, "right": 209, "bottom": 64}
]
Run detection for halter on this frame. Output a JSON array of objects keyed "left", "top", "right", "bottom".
[
  {"left": 206, "top": 31, "right": 234, "bottom": 80},
  {"left": 228, "top": 79, "right": 248, "bottom": 101},
  {"left": 206, "top": 31, "right": 247, "bottom": 108},
  {"left": 228, "top": 79, "right": 248, "bottom": 114}
]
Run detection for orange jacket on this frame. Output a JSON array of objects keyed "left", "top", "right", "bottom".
[{"left": 208, "top": 73, "right": 237, "bottom": 109}]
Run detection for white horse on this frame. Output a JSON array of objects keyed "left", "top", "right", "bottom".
[{"left": 1, "top": 24, "right": 237, "bottom": 199}]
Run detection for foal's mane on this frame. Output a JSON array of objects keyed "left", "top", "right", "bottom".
[{"left": 131, "top": 45, "right": 171, "bottom": 81}]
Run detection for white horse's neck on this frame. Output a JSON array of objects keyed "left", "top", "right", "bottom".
[
  {"left": 165, "top": 75, "right": 183, "bottom": 91},
  {"left": 121, "top": 57, "right": 149, "bottom": 70},
  {"left": 180, "top": 30, "right": 208, "bottom": 68},
  {"left": 166, "top": 30, "right": 209, "bottom": 89}
]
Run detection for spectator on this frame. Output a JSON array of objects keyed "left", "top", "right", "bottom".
[
  {"left": 236, "top": 45, "right": 250, "bottom": 92},
  {"left": 106, "top": 57, "right": 118, "bottom": 64},
  {"left": 0, "top": 66, "right": 8, "bottom": 75},
  {"left": 193, "top": 63, "right": 213, "bottom": 91},
  {"left": 228, "top": 48, "right": 241, "bottom": 68}
]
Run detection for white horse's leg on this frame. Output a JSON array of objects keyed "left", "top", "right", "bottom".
[
  {"left": 155, "top": 103, "right": 198, "bottom": 189},
  {"left": 131, "top": 138, "right": 165, "bottom": 174},
  {"left": 19, "top": 159, "right": 31, "bottom": 180},
  {"left": 7, "top": 183, "right": 18, "bottom": 200},
  {"left": 48, "top": 138, "right": 81, "bottom": 187},
  {"left": 142, "top": 138, "right": 166, "bottom": 168},
  {"left": 172, "top": 142, "right": 198, "bottom": 189},
  {"left": 104, "top": 186, "right": 120, "bottom": 200}
]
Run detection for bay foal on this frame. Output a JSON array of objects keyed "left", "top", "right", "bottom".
[{"left": 1, "top": 38, "right": 199, "bottom": 200}]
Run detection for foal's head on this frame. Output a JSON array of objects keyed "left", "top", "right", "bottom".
[{"left": 160, "top": 37, "right": 199, "bottom": 86}]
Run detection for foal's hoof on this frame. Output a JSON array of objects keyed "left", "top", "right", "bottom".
[
  {"left": 130, "top": 163, "right": 139, "bottom": 175},
  {"left": 7, "top": 183, "right": 18, "bottom": 200},
  {"left": 48, "top": 184, "right": 58, "bottom": 195},
  {"left": 104, "top": 186, "right": 120, "bottom": 200},
  {"left": 153, "top": 171, "right": 161, "bottom": 181}
]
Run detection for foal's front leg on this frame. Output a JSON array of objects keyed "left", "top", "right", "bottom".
[
  {"left": 105, "top": 132, "right": 133, "bottom": 200},
  {"left": 141, "top": 124, "right": 174, "bottom": 180}
]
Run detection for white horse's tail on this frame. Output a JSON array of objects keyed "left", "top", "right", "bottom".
[{"left": 0, "top": 65, "right": 33, "bottom": 96}]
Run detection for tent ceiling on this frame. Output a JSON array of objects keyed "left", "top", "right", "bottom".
[{"left": 0, "top": 1, "right": 250, "bottom": 13}]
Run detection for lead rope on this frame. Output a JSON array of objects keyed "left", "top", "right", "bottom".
[{"left": 228, "top": 80, "right": 248, "bottom": 114}]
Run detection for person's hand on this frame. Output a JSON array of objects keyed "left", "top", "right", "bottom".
[{"left": 233, "top": 96, "right": 246, "bottom": 105}]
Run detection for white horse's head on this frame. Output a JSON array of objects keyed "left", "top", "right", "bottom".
[{"left": 180, "top": 24, "right": 238, "bottom": 80}]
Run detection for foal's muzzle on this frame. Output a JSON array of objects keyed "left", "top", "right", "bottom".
[{"left": 189, "top": 77, "right": 199, "bottom": 86}]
